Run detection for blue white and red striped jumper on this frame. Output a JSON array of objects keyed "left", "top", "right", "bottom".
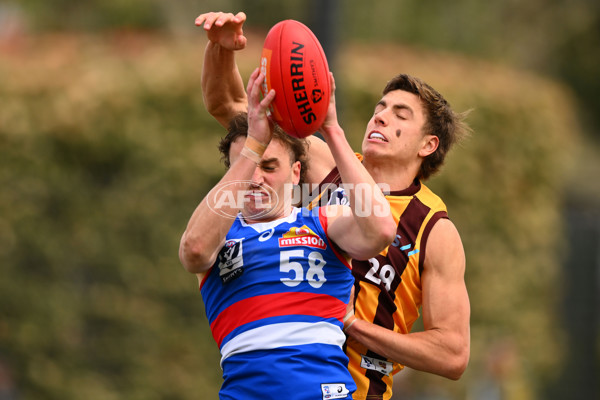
[{"left": 200, "top": 207, "right": 356, "bottom": 400}]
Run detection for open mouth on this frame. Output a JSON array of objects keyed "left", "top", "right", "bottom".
[
  {"left": 245, "top": 190, "right": 273, "bottom": 212},
  {"left": 368, "top": 132, "right": 388, "bottom": 142},
  {"left": 246, "top": 190, "right": 269, "bottom": 199}
]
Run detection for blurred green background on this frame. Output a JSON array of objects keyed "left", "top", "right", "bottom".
[{"left": 1, "top": 0, "right": 599, "bottom": 399}]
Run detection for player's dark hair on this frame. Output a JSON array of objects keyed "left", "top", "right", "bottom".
[
  {"left": 218, "top": 113, "right": 308, "bottom": 184},
  {"left": 383, "top": 74, "right": 471, "bottom": 181}
]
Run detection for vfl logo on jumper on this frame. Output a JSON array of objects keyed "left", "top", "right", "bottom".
[
  {"left": 321, "top": 383, "right": 350, "bottom": 399},
  {"left": 278, "top": 226, "right": 326, "bottom": 249},
  {"left": 217, "top": 239, "right": 244, "bottom": 283},
  {"left": 360, "top": 355, "right": 393, "bottom": 376}
]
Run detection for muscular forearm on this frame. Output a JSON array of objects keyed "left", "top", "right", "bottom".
[
  {"left": 346, "top": 316, "right": 469, "bottom": 380},
  {"left": 183, "top": 69, "right": 273, "bottom": 273},
  {"left": 323, "top": 126, "right": 395, "bottom": 254},
  {"left": 179, "top": 150, "right": 258, "bottom": 273},
  {"left": 202, "top": 41, "right": 248, "bottom": 128}
]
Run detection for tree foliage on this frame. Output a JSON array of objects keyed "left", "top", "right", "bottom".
[
  {"left": 9, "top": 0, "right": 599, "bottom": 134},
  {"left": 0, "top": 34, "right": 225, "bottom": 399}
]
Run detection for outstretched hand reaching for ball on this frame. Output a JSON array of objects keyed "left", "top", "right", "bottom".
[
  {"left": 318, "top": 72, "right": 343, "bottom": 140},
  {"left": 195, "top": 11, "right": 247, "bottom": 51},
  {"left": 246, "top": 68, "right": 276, "bottom": 146}
]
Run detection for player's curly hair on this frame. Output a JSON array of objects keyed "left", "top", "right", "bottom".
[
  {"left": 383, "top": 74, "right": 471, "bottom": 181},
  {"left": 218, "top": 112, "right": 308, "bottom": 185}
]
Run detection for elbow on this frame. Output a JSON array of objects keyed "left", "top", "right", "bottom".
[
  {"left": 380, "top": 218, "right": 397, "bottom": 249},
  {"left": 353, "top": 226, "right": 396, "bottom": 260},
  {"left": 369, "top": 217, "right": 397, "bottom": 256},
  {"left": 203, "top": 98, "right": 223, "bottom": 118},
  {"left": 203, "top": 100, "right": 231, "bottom": 128},
  {"left": 370, "top": 199, "right": 397, "bottom": 254},
  {"left": 443, "top": 346, "right": 470, "bottom": 380},
  {"left": 201, "top": 93, "right": 247, "bottom": 129},
  {"left": 179, "top": 233, "right": 213, "bottom": 274}
]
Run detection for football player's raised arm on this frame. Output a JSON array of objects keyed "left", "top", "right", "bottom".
[
  {"left": 196, "top": 11, "right": 249, "bottom": 128},
  {"left": 180, "top": 69, "right": 273, "bottom": 273},
  {"left": 319, "top": 73, "right": 396, "bottom": 259}
]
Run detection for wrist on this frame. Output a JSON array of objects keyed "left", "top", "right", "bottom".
[
  {"left": 208, "top": 39, "right": 234, "bottom": 54},
  {"left": 343, "top": 315, "right": 357, "bottom": 333},
  {"left": 320, "top": 123, "right": 343, "bottom": 140},
  {"left": 245, "top": 135, "right": 268, "bottom": 153},
  {"left": 240, "top": 135, "right": 269, "bottom": 164}
]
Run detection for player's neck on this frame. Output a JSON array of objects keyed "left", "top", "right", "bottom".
[{"left": 363, "top": 158, "right": 419, "bottom": 192}]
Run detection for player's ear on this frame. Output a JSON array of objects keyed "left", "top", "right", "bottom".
[
  {"left": 291, "top": 160, "right": 301, "bottom": 185},
  {"left": 419, "top": 135, "right": 439, "bottom": 158}
]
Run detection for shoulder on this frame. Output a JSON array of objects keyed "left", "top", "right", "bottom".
[
  {"left": 428, "top": 217, "right": 461, "bottom": 243},
  {"left": 423, "top": 218, "right": 465, "bottom": 276},
  {"left": 415, "top": 182, "right": 447, "bottom": 211}
]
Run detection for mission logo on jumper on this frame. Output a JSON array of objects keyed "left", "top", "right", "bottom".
[
  {"left": 278, "top": 226, "right": 326, "bottom": 249},
  {"left": 217, "top": 238, "right": 244, "bottom": 283}
]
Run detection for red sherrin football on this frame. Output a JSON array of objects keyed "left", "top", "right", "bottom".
[{"left": 260, "top": 20, "right": 330, "bottom": 138}]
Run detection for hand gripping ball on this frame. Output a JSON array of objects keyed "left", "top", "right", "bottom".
[{"left": 260, "top": 20, "right": 331, "bottom": 138}]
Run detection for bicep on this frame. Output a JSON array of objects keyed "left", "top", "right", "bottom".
[{"left": 421, "top": 219, "right": 470, "bottom": 332}]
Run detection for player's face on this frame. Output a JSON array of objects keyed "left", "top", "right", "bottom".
[
  {"left": 229, "top": 137, "right": 301, "bottom": 221},
  {"left": 362, "top": 89, "right": 433, "bottom": 165}
]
